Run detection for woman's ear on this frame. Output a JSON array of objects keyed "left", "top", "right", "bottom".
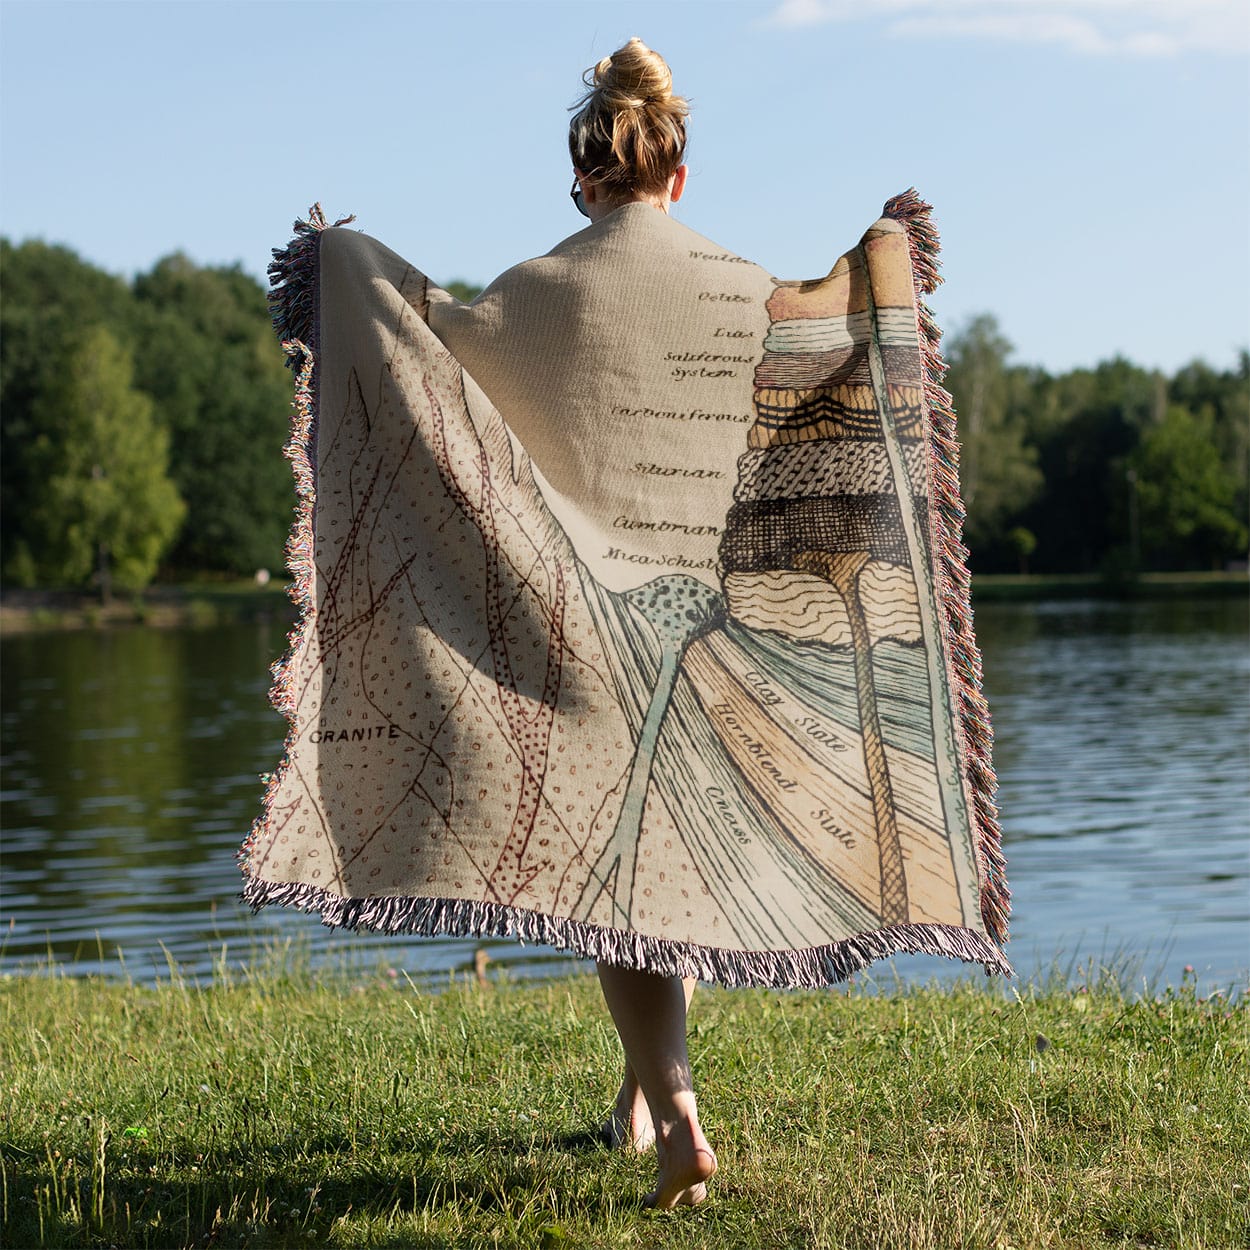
[
  {"left": 575, "top": 168, "right": 599, "bottom": 206},
  {"left": 669, "top": 164, "right": 688, "bottom": 203}
]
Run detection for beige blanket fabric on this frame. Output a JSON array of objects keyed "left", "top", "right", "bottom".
[{"left": 240, "top": 194, "right": 1011, "bottom": 986}]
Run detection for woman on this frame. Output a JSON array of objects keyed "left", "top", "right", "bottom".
[
  {"left": 245, "top": 37, "right": 1010, "bottom": 1214},
  {"left": 437, "top": 37, "right": 717, "bottom": 1208}
]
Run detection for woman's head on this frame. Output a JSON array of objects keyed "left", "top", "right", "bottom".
[{"left": 568, "top": 38, "right": 688, "bottom": 201}]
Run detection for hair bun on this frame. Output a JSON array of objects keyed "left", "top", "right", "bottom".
[
  {"left": 569, "top": 38, "right": 689, "bottom": 196},
  {"left": 594, "top": 36, "right": 673, "bottom": 109}
]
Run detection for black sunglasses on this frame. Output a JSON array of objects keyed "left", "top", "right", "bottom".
[{"left": 570, "top": 177, "right": 589, "bottom": 218}]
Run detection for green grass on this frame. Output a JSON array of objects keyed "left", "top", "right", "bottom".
[{"left": 1, "top": 964, "right": 1246, "bottom": 1249}]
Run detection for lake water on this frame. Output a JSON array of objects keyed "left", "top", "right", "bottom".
[{"left": 2, "top": 597, "right": 1247, "bottom": 993}]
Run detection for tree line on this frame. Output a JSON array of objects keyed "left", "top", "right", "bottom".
[
  {"left": 1, "top": 238, "right": 1245, "bottom": 594},
  {"left": 944, "top": 315, "right": 1247, "bottom": 575}
]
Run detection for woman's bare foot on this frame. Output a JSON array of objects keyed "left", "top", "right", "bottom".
[
  {"left": 594, "top": 966, "right": 710, "bottom": 1206},
  {"left": 644, "top": 1117, "right": 717, "bottom": 1209},
  {"left": 602, "top": 1072, "right": 655, "bottom": 1150}
]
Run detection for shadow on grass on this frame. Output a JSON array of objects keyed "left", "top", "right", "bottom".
[{"left": 3, "top": 1124, "right": 637, "bottom": 1249}]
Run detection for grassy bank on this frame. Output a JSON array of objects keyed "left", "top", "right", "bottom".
[
  {"left": 970, "top": 570, "right": 1248, "bottom": 602},
  {"left": 2, "top": 967, "right": 1245, "bottom": 1249},
  {"left": 0, "top": 581, "right": 294, "bottom": 634}
]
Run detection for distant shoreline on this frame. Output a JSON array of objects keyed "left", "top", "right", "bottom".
[
  {"left": 1, "top": 570, "right": 1245, "bottom": 635},
  {"left": 967, "top": 569, "right": 1248, "bottom": 601},
  {"left": 0, "top": 581, "right": 294, "bottom": 635}
]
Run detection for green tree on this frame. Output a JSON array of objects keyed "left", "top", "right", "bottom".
[
  {"left": 1006, "top": 526, "right": 1037, "bottom": 574},
  {"left": 1129, "top": 405, "right": 1246, "bottom": 570},
  {"left": 1, "top": 239, "right": 139, "bottom": 581},
  {"left": 1169, "top": 353, "right": 1250, "bottom": 537},
  {"left": 1022, "top": 357, "right": 1163, "bottom": 572},
  {"left": 132, "top": 256, "right": 293, "bottom": 574},
  {"left": 943, "top": 315, "right": 1043, "bottom": 564},
  {"left": 443, "top": 279, "right": 483, "bottom": 303},
  {"left": 26, "top": 327, "right": 185, "bottom": 596}
]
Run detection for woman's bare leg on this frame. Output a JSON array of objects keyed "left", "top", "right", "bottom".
[
  {"left": 602, "top": 978, "right": 696, "bottom": 1152},
  {"left": 603, "top": 1057, "right": 654, "bottom": 1151},
  {"left": 596, "top": 964, "right": 716, "bottom": 1207}
]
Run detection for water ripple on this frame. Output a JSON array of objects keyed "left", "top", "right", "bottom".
[{"left": 1, "top": 601, "right": 1246, "bottom": 991}]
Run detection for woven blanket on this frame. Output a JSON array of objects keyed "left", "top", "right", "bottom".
[{"left": 240, "top": 192, "right": 1011, "bottom": 987}]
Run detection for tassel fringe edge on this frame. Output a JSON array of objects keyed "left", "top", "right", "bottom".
[
  {"left": 882, "top": 188, "right": 1011, "bottom": 946},
  {"left": 238, "top": 205, "right": 351, "bottom": 873},
  {"left": 241, "top": 875, "right": 1014, "bottom": 988}
]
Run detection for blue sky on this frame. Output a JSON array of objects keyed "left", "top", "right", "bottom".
[{"left": 2, "top": 0, "right": 1246, "bottom": 374}]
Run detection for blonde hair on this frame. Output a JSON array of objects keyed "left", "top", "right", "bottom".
[{"left": 568, "top": 38, "right": 688, "bottom": 197}]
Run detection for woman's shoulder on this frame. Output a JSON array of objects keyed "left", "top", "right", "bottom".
[
  {"left": 561, "top": 204, "right": 757, "bottom": 261},
  {"left": 531, "top": 205, "right": 769, "bottom": 290},
  {"left": 431, "top": 206, "right": 770, "bottom": 323}
]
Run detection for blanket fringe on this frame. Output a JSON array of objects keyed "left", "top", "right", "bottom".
[
  {"left": 239, "top": 206, "right": 351, "bottom": 872},
  {"left": 266, "top": 203, "right": 356, "bottom": 355},
  {"left": 882, "top": 189, "right": 1010, "bottom": 945},
  {"left": 241, "top": 875, "right": 1014, "bottom": 988}
]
